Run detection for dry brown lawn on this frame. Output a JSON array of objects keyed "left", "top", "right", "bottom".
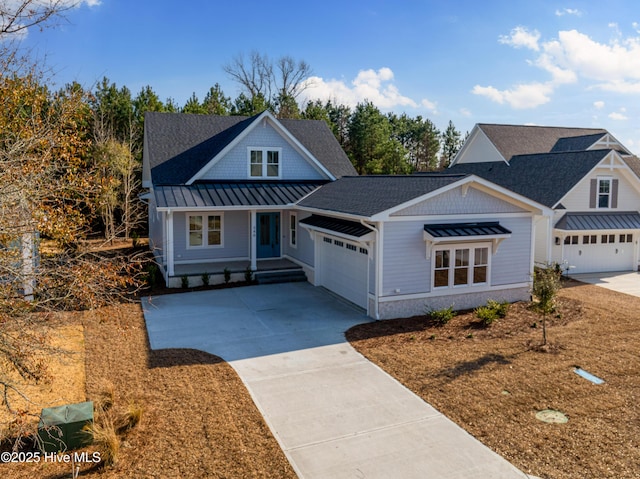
[{"left": 346, "top": 279, "right": 640, "bottom": 479}]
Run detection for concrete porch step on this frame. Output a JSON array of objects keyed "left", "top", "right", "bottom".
[{"left": 255, "top": 269, "right": 307, "bottom": 285}]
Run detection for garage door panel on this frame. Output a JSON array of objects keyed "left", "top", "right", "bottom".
[
  {"left": 565, "top": 239, "right": 634, "bottom": 274},
  {"left": 319, "top": 236, "right": 368, "bottom": 308}
]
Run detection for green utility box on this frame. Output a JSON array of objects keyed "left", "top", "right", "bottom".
[{"left": 38, "top": 401, "right": 94, "bottom": 453}]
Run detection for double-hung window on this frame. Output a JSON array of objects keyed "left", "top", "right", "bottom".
[
  {"left": 597, "top": 178, "right": 611, "bottom": 208},
  {"left": 188, "top": 214, "right": 222, "bottom": 248},
  {"left": 249, "top": 148, "right": 281, "bottom": 178},
  {"left": 433, "top": 244, "right": 490, "bottom": 289}
]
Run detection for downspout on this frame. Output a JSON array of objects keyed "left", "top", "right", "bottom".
[{"left": 360, "top": 219, "right": 380, "bottom": 320}]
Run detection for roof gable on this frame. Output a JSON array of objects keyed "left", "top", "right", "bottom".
[
  {"left": 477, "top": 124, "right": 608, "bottom": 161},
  {"left": 449, "top": 149, "right": 611, "bottom": 208},
  {"left": 145, "top": 111, "right": 356, "bottom": 185}
]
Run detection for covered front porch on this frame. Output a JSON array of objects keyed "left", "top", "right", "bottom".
[{"left": 166, "top": 258, "right": 304, "bottom": 288}]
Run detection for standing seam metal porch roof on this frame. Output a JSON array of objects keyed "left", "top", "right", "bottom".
[
  {"left": 299, "top": 215, "right": 373, "bottom": 238},
  {"left": 154, "top": 181, "right": 325, "bottom": 209},
  {"left": 423, "top": 222, "right": 512, "bottom": 238},
  {"left": 554, "top": 212, "right": 640, "bottom": 231}
]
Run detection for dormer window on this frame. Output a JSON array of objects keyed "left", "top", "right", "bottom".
[
  {"left": 597, "top": 177, "right": 611, "bottom": 208},
  {"left": 249, "top": 148, "right": 281, "bottom": 178}
]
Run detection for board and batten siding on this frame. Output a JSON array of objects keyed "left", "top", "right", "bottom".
[
  {"left": 199, "top": 122, "right": 327, "bottom": 181},
  {"left": 381, "top": 216, "right": 532, "bottom": 296},
  {"left": 391, "top": 185, "right": 527, "bottom": 216},
  {"left": 172, "top": 210, "right": 249, "bottom": 262}
]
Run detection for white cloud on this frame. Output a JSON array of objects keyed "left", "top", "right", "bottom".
[
  {"left": 593, "top": 100, "right": 605, "bottom": 109},
  {"left": 609, "top": 111, "right": 629, "bottom": 120},
  {"left": 459, "top": 108, "right": 472, "bottom": 117},
  {"left": 301, "top": 67, "right": 419, "bottom": 110},
  {"left": 472, "top": 82, "right": 553, "bottom": 109},
  {"left": 499, "top": 26, "right": 540, "bottom": 51},
  {"left": 476, "top": 26, "right": 640, "bottom": 110},
  {"left": 555, "top": 8, "right": 582, "bottom": 17},
  {"left": 421, "top": 98, "right": 438, "bottom": 113}
]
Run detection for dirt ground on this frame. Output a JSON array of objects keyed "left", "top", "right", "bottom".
[
  {"left": 346, "top": 279, "right": 640, "bottom": 479},
  {"left": 1, "top": 303, "right": 295, "bottom": 479}
]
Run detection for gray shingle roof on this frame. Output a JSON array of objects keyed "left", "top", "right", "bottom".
[
  {"left": 145, "top": 112, "right": 356, "bottom": 185},
  {"left": 298, "top": 174, "right": 469, "bottom": 217},
  {"left": 448, "top": 149, "right": 610, "bottom": 208},
  {"left": 550, "top": 133, "right": 611, "bottom": 153},
  {"left": 554, "top": 212, "right": 640, "bottom": 231},
  {"left": 477, "top": 124, "right": 607, "bottom": 161},
  {"left": 154, "top": 181, "right": 325, "bottom": 209}
]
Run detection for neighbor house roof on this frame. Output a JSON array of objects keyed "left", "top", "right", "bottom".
[
  {"left": 477, "top": 124, "right": 609, "bottom": 162},
  {"left": 154, "top": 181, "right": 325, "bottom": 209},
  {"left": 554, "top": 212, "right": 640, "bottom": 231},
  {"left": 448, "top": 149, "right": 611, "bottom": 208},
  {"left": 297, "top": 174, "right": 469, "bottom": 217},
  {"left": 145, "top": 112, "right": 356, "bottom": 185}
]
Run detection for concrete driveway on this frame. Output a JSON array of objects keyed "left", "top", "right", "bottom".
[
  {"left": 570, "top": 271, "right": 640, "bottom": 297},
  {"left": 143, "top": 282, "right": 533, "bottom": 479}
]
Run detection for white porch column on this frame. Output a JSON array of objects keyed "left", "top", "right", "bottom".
[
  {"left": 250, "top": 210, "right": 257, "bottom": 271},
  {"left": 166, "top": 210, "right": 175, "bottom": 278}
]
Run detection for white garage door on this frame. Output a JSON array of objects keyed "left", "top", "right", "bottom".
[
  {"left": 319, "top": 236, "right": 369, "bottom": 308},
  {"left": 564, "top": 233, "right": 635, "bottom": 274}
]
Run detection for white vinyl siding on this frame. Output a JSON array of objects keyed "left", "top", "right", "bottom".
[{"left": 562, "top": 168, "right": 640, "bottom": 211}]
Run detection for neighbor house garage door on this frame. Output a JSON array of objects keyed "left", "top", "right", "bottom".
[
  {"left": 318, "top": 235, "right": 369, "bottom": 308},
  {"left": 564, "top": 233, "right": 635, "bottom": 274}
]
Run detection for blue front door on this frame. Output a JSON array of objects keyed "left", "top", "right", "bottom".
[{"left": 257, "top": 212, "right": 280, "bottom": 258}]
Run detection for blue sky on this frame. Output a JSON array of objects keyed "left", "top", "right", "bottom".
[{"left": 14, "top": 0, "right": 640, "bottom": 152}]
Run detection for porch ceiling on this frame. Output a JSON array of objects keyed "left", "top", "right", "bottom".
[{"left": 154, "top": 181, "right": 326, "bottom": 209}]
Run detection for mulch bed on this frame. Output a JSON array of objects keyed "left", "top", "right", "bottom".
[
  {"left": 2, "top": 303, "right": 295, "bottom": 478},
  {"left": 346, "top": 279, "right": 640, "bottom": 479}
]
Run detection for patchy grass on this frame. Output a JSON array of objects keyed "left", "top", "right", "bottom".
[{"left": 346, "top": 280, "right": 640, "bottom": 479}]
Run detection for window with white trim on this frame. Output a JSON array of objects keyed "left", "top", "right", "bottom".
[
  {"left": 597, "top": 178, "right": 611, "bottom": 208},
  {"left": 289, "top": 213, "right": 297, "bottom": 247},
  {"left": 188, "top": 214, "right": 222, "bottom": 248},
  {"left": 249, "top": 148, "right": 280, "bottom": 178},
  {"left": 433, "top": 244, "right": 490, "bottom": 289},
  {"left": 620, "top": 234, "right": 633, "bottom": 243}
]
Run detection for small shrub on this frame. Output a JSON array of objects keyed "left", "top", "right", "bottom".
[
  {"left": 475, "top": 299, "right": 510, "bottom": 326},
  {"left": 181, "top": 275, "right": 189, "bottom": 288},
  {"left": 131, "top": 231, "right": 140, "bottom": 249},
  {"left": 119, "top": 401, "right": 143, "bottom": 433},
  {"left": 96, "top": 381, "right": 115, "bottom": 413},
  {"left": 145, "top": 263, "right": 159, "bottom": 289},
  {"left": 475, "top": 305, "right": 499, "bottom": 325},
  {"left": 86, "top": 418, "right": 119, "bottom": 467},
  {"left": 244, "top": 266, "right": 253, "bottom": 283},
  {"left": 201, "top": 272, "right": 210, "bottom": 286},
  {"left": 426, "top": 305, "right": 455, "bottom": 325},
  {"left": 223, "top": 267, "right": 231, "bottom": 284}
]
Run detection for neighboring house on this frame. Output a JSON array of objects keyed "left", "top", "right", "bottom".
[
  {"left": 449, "top": 124, "right": 640, "bottom": 274},
  {"left": 143, "top": 111, "right": 549, "bottom": 319}
]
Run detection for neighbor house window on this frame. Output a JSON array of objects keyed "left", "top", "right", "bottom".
[
  {"left": 249, "top": 148, "right": 281, "bottom": 178},
  {"left": 289, "top": 213, "right": 297, "bottom": 247},
  {"left": 188, "top": 214, "right": 222, "bottom": 247},
  {"left": 433, "top": 244, "right": 490, "bottom": 289},
  {"left": 597, "top": 178, "right": 611, "bottom": 208}
]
